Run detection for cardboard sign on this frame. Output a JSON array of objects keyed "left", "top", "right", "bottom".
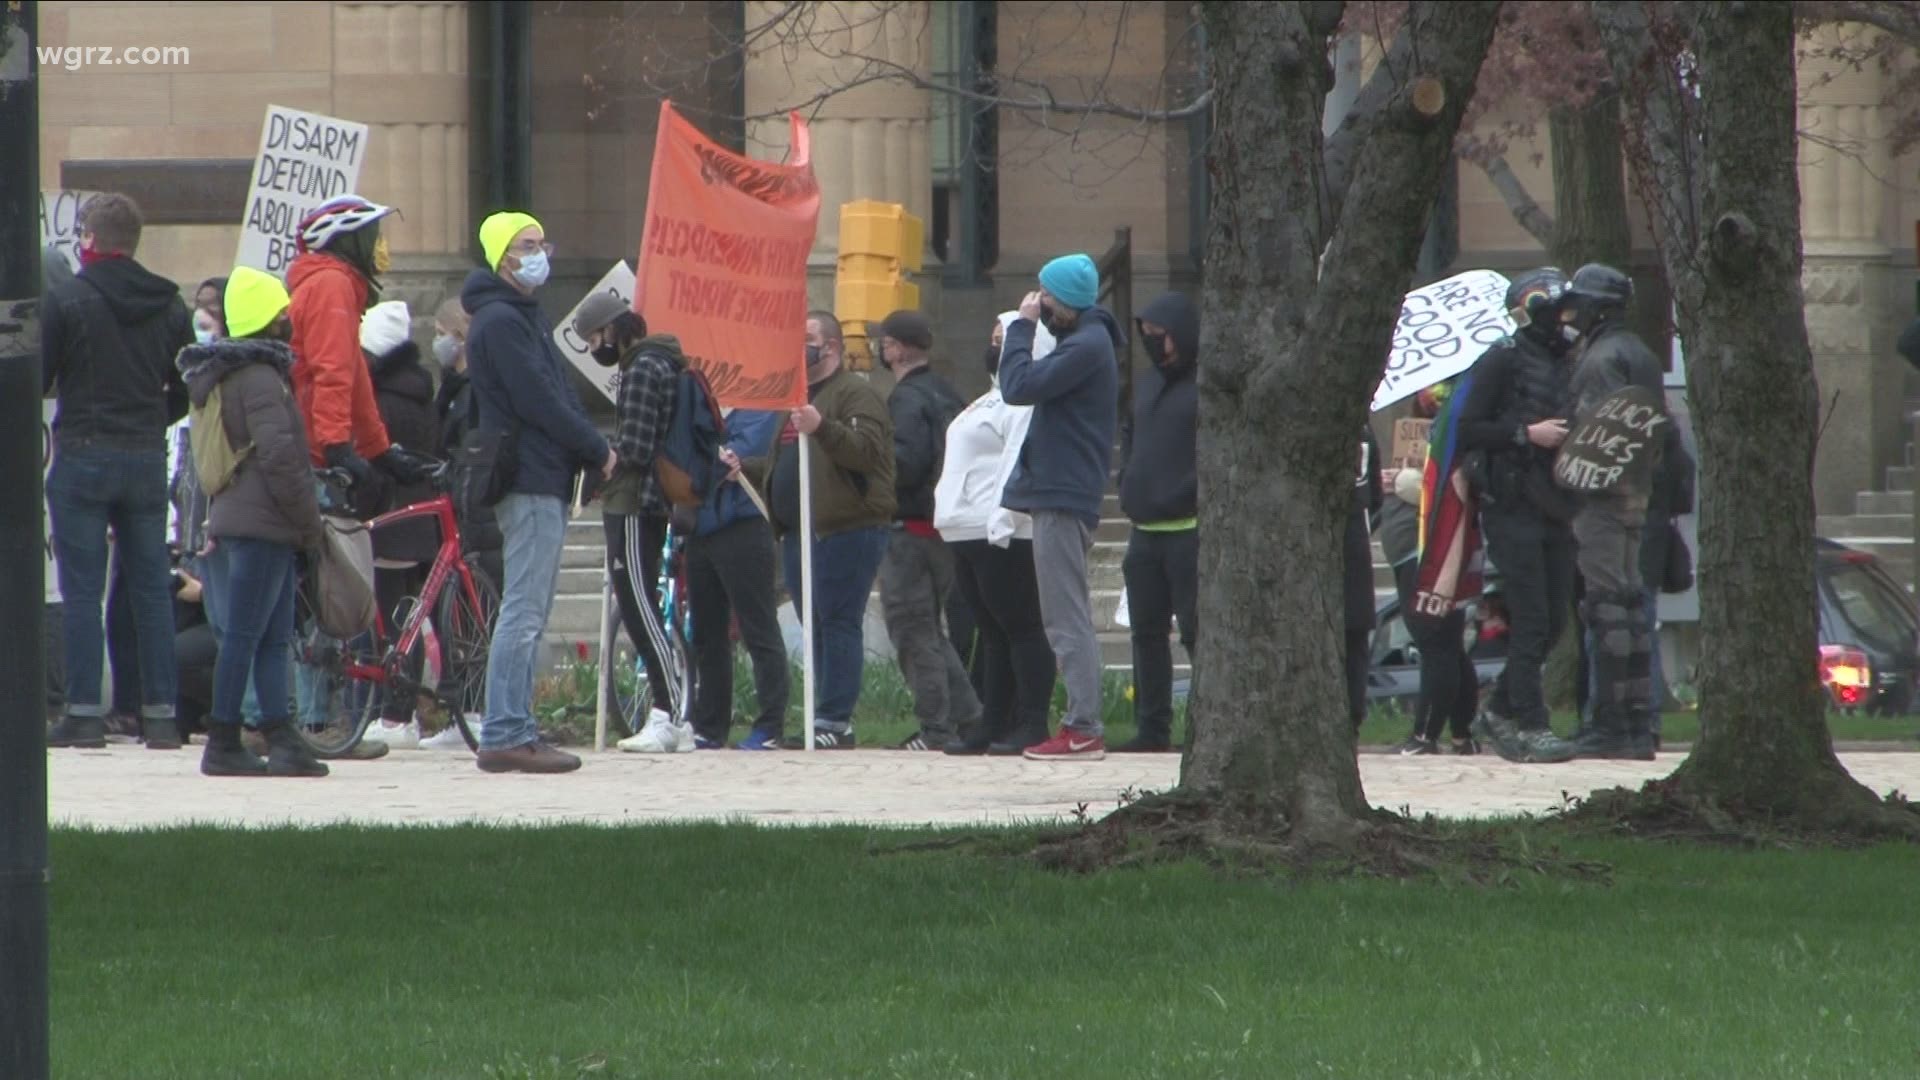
[
  {"left": 1553, "top": 385, "right": 1668, "bottom": 495},
  {"left": 236, "top": 105, "right": 370, "bottom": 278},
  {"left": 1372, "top": 270, "right": 1512, "bottom": 412},
  {"left": 1389, "top": 418, "right": 1431, "bottom": 469},
  {"left": 553, "top": 261, "right": 636, "bottom": 404},
  {"left": 634, "top": 102, "right": 819, "bottom": 411}
]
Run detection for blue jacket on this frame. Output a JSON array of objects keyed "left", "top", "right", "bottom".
[
  {"left": 461, "top": 269, "right": 609, "bottom": 501},
  {"left": 696, "top": 408, "right": 781, "bottom": 537},
  {"left": 998, "top": 309, "right": 1122, "bottom": 526}
]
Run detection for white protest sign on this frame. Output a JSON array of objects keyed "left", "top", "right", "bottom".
[
  {"left": 552, "top": 261, "right": 636, "bottom": 404},
  {"left": 237, "top": 105, "right": 370, "bottom": 278},
  {"left": 38, "top": 189, "right": 101, "bottom": 273},
  {"left": 1371, "top": 269, "right": 1513, "bottom": 412}
]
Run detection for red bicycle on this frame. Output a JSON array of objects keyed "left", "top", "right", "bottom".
[{"left": 292, "top": 464, "right": 499, "bottom": 755}]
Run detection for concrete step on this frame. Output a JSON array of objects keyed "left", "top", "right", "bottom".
[
  {"left": 1817, "top": 514, "right": 1913, "bottom": 540},
  {"left": 1856, "top": 490, "right": 1914, "bottom": 517},
  {"left": 1886, "top": 465, "right": 1914, "bottom": 494}
]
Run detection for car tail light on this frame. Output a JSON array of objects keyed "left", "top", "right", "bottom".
[{"left": 1819, "top": 645, "right": 1872, "bottom": 707}]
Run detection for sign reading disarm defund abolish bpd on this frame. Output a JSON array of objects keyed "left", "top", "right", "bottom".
[{"left": 236, "top": 105, "right": 369, "bottom": 277}]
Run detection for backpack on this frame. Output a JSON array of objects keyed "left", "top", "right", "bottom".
[
  {"left": 309, "top": 515, "right": 378, "bottom": 638},
  {"left": 654, "top": 366, "right": 730, "bottom": 508},
  {"left": 187, "top": 382, "right": 252, "bottom": 496}
]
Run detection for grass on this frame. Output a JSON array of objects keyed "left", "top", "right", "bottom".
[{"left": 52, "top": 824, "right": 1920, "bottom": 1078}]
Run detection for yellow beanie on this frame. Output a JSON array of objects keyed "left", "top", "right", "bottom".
[
  {"left": 224, "top": 266, "right": 291, "bottom": 339},
  {"left": 479, "top": 211, "right": 542, "bottom": 271}
]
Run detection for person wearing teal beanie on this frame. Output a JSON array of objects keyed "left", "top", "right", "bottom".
[{"left": 998, "top": 253, "right": 1122, "bottom": 761}]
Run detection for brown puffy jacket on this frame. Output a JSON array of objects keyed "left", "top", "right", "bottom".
[{"left": 179, "top": 337, "right": 326, "bottom": 551}]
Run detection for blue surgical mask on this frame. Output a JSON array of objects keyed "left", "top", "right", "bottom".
[
  {"left": 432, "top": 333, "right": 460, "bottom": 367},
  {"left": 511, "top": 249, "right": 550, "bottom": 289},
  {"left": 194, "top": 327, "right": 215, "bottom": 345}
]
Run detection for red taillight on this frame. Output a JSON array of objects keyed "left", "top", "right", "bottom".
[
  {"left": 1820, "top": 645, "right": 1872, "bottom": 706},
  {"left": 1838, "top": 551, "right": 1876, "bottom": 565}
]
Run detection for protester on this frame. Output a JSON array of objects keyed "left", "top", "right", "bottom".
[
  {"left": 180, "top": 267, "right": 331, "bottom": 778},
  {"left": 935, "top": 314, "right": 1057, "bottom": 756},
  {"left": 768, "top": 311, "right": 896, "bottom": 749},
  {"left": 572, "top": 292, "right": 695, "bottom": 755},
  {"left": 168, "top": 562, "right": 215, "bottom": 741},
  {"left": 999, "top": 254, "right": 1122, "bottom": 761},
  {"left": 420, "top": 299, "right": 494, "bottom": 751},
  {"left": 193, "top": 302, "right": 224, "bottom": 343},
  {"left": 875, "top": 310, "right": 980, "bottom": 751},
  {"left": 359, "top": 300, "right": 443, "bottom": 750},
  {"left": 1560, "top": 264, "right": 1666, "bottom": 761},
  {"left": 40, "top": 193, "right": 193, "bottom": 751},
  {"left": 1346, "top": 425, "right": 1384, "bottom": 731},
  {"left": 1115, "top": 291, "right": 1200, "bottom": 753},
  {"left": 465, "top": 211, "right": 613, "bottom": 774},
  {"left": 687, "top": 407, "right": 791, "bottom": 751},
  {"left": 193, "top": 277, "right": 224, "bottom": 326},
  {"left": 1452, "top": 268, "right": 1581, "bottom": 764},
  {"left": 288, "top": 193, "right": 429, "bottom": 518}
]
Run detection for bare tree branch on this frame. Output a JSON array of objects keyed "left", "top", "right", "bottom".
[
  {"left": 1797, "top": 0, "right": 1920, "bottom": 42},
  {"left": 1479, "top": 154, "right": 1558, "bottom": 248}
]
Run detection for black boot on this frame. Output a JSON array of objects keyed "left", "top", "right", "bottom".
[
  {"left": 988, "top": 722, "right": 1049, "bottom": 756},
  {"left": 47, "top": 714, "right": 108, "bottom": 749},
  {"left": 1571, "top": 592, "right": 1637, "bottom": 759},
  {"left": 261, "top": 721, "right": 330, "bottom": 778},
  {"left": 200, "top": 723, "right": 269, "bottom": 777},
  {"left": 944, "top": 721, "right": 996, "bottom": 756}
]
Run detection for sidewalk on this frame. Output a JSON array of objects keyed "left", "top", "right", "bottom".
[{"left": 48, "top": 747, "right": 1920, "bottom": 831}]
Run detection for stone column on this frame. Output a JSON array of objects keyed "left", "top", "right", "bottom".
[
  {"left": 332, "top": 1, "right": 471, "bottom": 326},
  {"left": 741, "top": 1, "right": 933, "bottom": 309},
  {"left": 1798, "top": 24, "right": 1897, "bottom": 517}
]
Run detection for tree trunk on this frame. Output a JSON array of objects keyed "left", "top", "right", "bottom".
[
  {"left": 1547, "top": 93, "right": 1632, "bottom": 271},
  {"left": 1182, "top": 0, "right": 1502, "bottom": 846},
  {"left": 1597, "top": 1, "right": 1910, "bottom": 833}
]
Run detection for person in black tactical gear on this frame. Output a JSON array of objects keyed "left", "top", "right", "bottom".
[
  {"left": 1559, "top": 264, "right": 1667, "bottom": 760},
  {"left": 1452, "top": 267, "right": 1581, "bottom": 764}
]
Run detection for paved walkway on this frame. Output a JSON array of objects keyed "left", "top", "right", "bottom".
[{"left": 47, "top": 747, "right": 1920, "bottom": 830}]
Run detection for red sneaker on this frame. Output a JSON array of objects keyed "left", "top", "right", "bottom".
[{"left": 1022, "top": 728, "right": 1106, "bottom": 761}]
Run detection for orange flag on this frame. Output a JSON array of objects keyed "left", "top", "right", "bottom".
[{"left": 634, "top": 102, "right": 820, "bottom": 411}]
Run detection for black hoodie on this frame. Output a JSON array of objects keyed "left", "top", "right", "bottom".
[
  {"left": 41, "top": 256, "right": 193, "bottom": 449},
  {"left": 1119, "top": 292, "right": 1200, "bottom": 525}
]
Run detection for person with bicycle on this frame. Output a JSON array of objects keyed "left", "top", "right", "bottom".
[
  {"left": 571, "top": 292, "right": 695, "bottom": 754},
  {"left": 465, "top": 212, "right": 615, "bottom": 774},
  {"left": 178, "top": 268, "right": 331, "bottom": 778}
]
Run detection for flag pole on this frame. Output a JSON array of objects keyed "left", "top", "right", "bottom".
[
  {"left": 799, "top": 432, "right": 817, "bottom": 752},
  {"left": 593, "top": 570, "right": 615, "bottom": 752}
]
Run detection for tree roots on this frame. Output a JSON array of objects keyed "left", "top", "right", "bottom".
[{"left": 1560, "top": 773, "right": 1920, "bottom": 848}]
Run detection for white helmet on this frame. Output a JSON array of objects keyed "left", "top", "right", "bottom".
[{"left": 296, "top": 195, "right": 395, "bottom": 254}]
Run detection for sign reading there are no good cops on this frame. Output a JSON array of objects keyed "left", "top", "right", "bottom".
[
  {"left": 236, "top": 105, "right": 370, "bottom": 278},
  {"left": 1371, "top": 269, "right": 1513, "bottom": 413}
]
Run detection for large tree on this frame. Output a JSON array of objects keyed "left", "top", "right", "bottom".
[{"left": 1588, "top": 0, "right": 1917, "bottom": 836}]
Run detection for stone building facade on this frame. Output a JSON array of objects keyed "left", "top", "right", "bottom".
[{"left": 34, "top": 0, "right": 1920, "bottom": 516}]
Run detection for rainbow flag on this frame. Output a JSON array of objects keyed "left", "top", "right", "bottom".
[{"left": 1413, "top": 371, "right": 1485, "bottom": 618}]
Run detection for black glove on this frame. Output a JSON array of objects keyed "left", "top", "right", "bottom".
[
  {"left": 323, "top": 443, "right": 376, "bottom": 489},
  {"left": 374, "top": 445, "right": 435, "bottom": 486}
]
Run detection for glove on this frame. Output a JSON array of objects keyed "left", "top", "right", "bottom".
[
  {"left": 323, "top": 443, "right": 376, "bottom": 490},
  {"left": 374, "top": 445, "right": 435, "bottom": 486}
]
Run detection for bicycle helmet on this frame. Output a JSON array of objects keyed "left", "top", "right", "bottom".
[{"left": 296, "top": 195, "right": 396, "bottom": 255}]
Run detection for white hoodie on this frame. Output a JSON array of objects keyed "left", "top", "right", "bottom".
[{"left": 934, "top": 312, "right": 1055, "bottom": 546}]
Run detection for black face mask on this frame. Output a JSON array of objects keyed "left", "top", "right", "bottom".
[
  {"left": 984, "top": 344, "right": 1001, "bottom": 376},
  {"left": 1141, "top": 331, "right": 1170, "bottom": 367},
  {"left": 805, "top": 343, "right": 822, "bottom": 368},
  {"left": 591, "top": 342, "right": 621, "bottom": 368}
]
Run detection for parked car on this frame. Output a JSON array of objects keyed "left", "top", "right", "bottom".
[{"left": 1815, "top": 539, "right": 1916, "bottom": 715}]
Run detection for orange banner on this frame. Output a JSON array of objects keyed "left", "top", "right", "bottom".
[{"left": 634, "top": 102, "right": 820, "bottom": 411}]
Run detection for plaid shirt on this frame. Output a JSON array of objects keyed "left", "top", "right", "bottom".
[{"left": 609, "top": 347, "right": 681, "bottom": 516}]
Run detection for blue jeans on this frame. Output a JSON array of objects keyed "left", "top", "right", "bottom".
[
  {"left": 481, "top": 493, "right": 567, "bottom": 750},
  {"left": 207, "top": 538, "right": 298, "bottom": 726},
  {"left": 782, "top": 526, "right": 887, "bottom": 733},
  {"left": 46, "top": 445, "right": 178, "bottom": 720},
  {"left": 198, "top": 551, "right": 266, "bottom": 726}
]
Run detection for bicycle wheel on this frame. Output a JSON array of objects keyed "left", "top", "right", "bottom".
[
  {"left": 289, "top": 586, "right": 384, "bottom": 757},
  {"left": 435, "top": 555, "right": 500, "bottom": 750}
]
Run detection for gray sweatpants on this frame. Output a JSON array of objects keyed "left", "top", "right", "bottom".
[{"left": 1031, "top": 510, "right": 1103, "bottom": 735}]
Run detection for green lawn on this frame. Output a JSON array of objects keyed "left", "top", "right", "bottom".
[{"left": 52, "top": 825, "right": 1920, "bottom": 1078}]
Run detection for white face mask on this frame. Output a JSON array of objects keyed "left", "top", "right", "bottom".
[
  {"left": 194, "top": 327, "right": 216, "bottom": 345},
  {"left": 511, "top": 249, "right": 550, "bottom": 289},
  {"left": 432, "top": 333, "right": 460, "bottom": 367}
]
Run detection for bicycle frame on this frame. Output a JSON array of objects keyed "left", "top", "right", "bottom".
[{"left": 334, "top": 491, "right": 484, "bottom": 687}]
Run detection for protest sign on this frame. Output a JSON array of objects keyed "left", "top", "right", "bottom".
[
  {"left": 633, "top": 102, "right": 820, "bottom": 411},
  {"left": 553, "top": 261, "right": 636, "bottom": 404},
  {"left": 39, "top": 189, "right": 101, "bottom": 272},
  {"left": 1389, "top": 418, "right": 1431, "bottom": 469},
  {"left": 1371, "top": 269, "right": 1512, "bottom": 413},
  {"left": 1553, "top": 385, "right": 1668, "bottom": 495},
  {"left": 236, "top": 105, "right": 369, "bottom": 277}
]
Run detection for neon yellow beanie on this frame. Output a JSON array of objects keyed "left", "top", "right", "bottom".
[
  {"left": 479, "top": 211, "right": 542, "bottom": 271},
  {"left": 224, "top": 266, "right": 291, "bottom": 339}
]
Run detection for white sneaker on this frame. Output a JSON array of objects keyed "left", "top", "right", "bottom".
[
  {"left": 363, "top": 717, "right": 421, "bottom": 750},
  {"left": 617, "top": 710, "right": 678, "bottom": 753},
  {"left": 671, "top": 721, "right": 697, "bottom": 754},
  {"left": 420, "top": 723, "right": 471, "bottom": 751}
]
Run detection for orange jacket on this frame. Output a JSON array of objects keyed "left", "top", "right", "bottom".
[{"left": 287, "top": 252, "right": 391, "bottom": 465}]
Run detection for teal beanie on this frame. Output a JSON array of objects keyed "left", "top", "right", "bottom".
[{"left": 1038, "top": 253, "right": 1099, "bottom": 310}]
